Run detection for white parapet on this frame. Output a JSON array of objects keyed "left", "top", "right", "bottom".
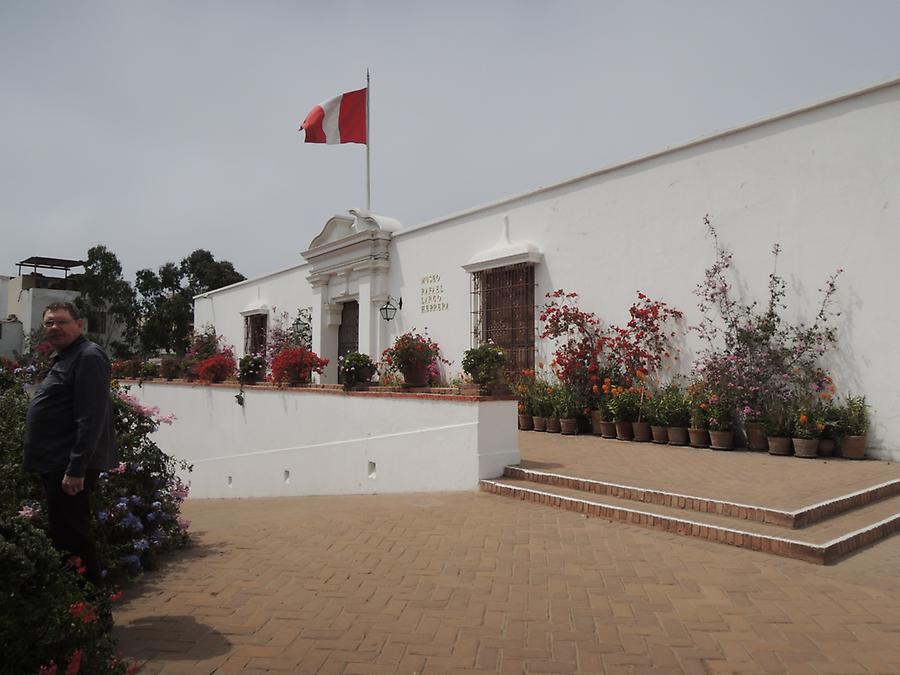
[{"left": 126, "top": 382, "right": 519, "bottom": 498}]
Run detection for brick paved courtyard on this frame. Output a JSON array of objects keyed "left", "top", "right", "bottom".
[{"left": 115, "top": 435, "right": 900, "bottom": 674}]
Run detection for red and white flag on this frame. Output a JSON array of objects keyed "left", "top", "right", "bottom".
[{"left": 299, "top": 87, "right": 367, "bottom": 144}]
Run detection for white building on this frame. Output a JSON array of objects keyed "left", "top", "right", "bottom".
[
  {"left": 1, "top": 257, "right": 83, "bottom": 359},
  {"left": 196, "top": 75, "right": 900, "bottom": 457}
]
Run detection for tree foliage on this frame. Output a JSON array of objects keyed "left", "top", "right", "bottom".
[
  {"left": 135, "top": 250, "right": 245, "bottom": 355},
  {"left": 72, "top": 245, "right": 139, "bottom": 357}
]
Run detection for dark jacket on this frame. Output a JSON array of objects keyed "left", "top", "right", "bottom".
[{"left": 24, "top": 336, "right": 118, "bottom": 476}]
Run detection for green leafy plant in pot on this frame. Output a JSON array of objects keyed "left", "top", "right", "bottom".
[
  {"left": 462, "top": 342, "right": 507, "bottom": 395},
  {"left": 339, "top": 352, "right": 376, "bottom": 390}
]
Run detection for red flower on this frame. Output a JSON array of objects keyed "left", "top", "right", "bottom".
[{"left": 66, "top": 649, "right": 82, "bottom": 675}]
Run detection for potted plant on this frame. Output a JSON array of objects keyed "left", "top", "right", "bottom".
[
  {"left": 382, "top": 330, "right": 445, "bottom": 387},
  {"left": 657, "top": 383, "right": 690, "bottom": 446},
  {"left": 271, "top": 346, "right": 328, "bottom": 386},
  {"left": 462, "top": 342, "right": 507, "bottom": 395},
  {"left": 816, "top": 399, "right": 840, "bottom": 457},
  {"left": 742, "top": 407, "right": 768, "bottom": 452},
  {"left": 197, "top": 350, "right": 237, "bottom": 383},
  {"left": 338, "top": 352, "right": 376, "bottom": 390},
  {"left": 159, "top": 356, "right": 183, "bottom": 381},
  {"left": 553, "top": 384, "right": 580, "bottom": 435},
  {"left": 686, "top": 380, "right": 710, "bottom": 448},
  {"left": 607, "top": 386, "right": 638, "bottom": 440},
  {"left": 763, "top": 401, "right": 794, "bottom": 456},
  {"left": 545, "top": 385, "right": 562, "bottom": 433},
  {"left": 531, "top": 377, "right": 553, "bottom": 431},
  {"left": 839, "top": 394, "right": 869, "bottom": 459},
  {"left": 239, "top": 353, "right": 266, "bottom": 385},
  {"left": 792, "top": 406, "right": 820, "bottom": 458},
  {"left": 631, "top": 386, "right": 652, "bottom": 442},
  {"left": 646, "top": 390, "right": 668, "bottom": 444},
  {"left": 591, "top": 377, "right": 617, "bottom": 438},
  {"left": 514, "top": 369, "right": 536, "bottom": 430},
  {"left": 706, "top": 392, "right": 735, "bottom": 450},
  {"left": 139, "top": 360, "right": 160, "bottom": 382}
]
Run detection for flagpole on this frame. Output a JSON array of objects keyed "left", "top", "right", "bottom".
[{"left": 366, "top": 68, "right": 371, "bottom": 211}]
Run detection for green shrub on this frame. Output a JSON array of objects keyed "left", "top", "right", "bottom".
[
  {"left": 461, "top": 343, "right": 507, "bottom": 394},
  {"left": 841, "top": 395, "right": 869, "bottom": 436},
  {"left": 1, "top": 516, "right": 125, "bottom": 675}
]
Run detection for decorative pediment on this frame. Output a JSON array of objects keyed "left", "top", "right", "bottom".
[
  {"left": 307, "top": 209, "right": 402, "bottom": 251},
  {"left": 462, "top": 214, "right": 543, "bottom": 273}
]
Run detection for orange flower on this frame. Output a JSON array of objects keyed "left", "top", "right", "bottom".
[{"left": 799, "top": 414, "right": 809, "bottom": 425}]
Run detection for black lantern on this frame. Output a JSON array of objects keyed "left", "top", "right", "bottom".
[{"left": 379, "top": 296, "right": 402, "bottom": 321}]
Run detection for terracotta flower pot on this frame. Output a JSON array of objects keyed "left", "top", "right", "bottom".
[
  {"left": 401, "top": 361, "right": 429, "bottom": 387},
  {"left": 818, "top": 438, "right": 836, "bottom": 457},
  {"left": 615, "top": 421, "right": 634, "bottom": 440},
  {"left": 688, "top": 428, "right": 710, "bottom": 448},
  {"left": 590, "top": 410, "right": 606, "bottom": 436},
  {"left": 632, "top": 421, "right": 651, "bottom": 442},
  {"left": 793, "top": 438, "right": 819, "bottom": 458},
  {"left": 599, "top": 421, "right": 618, "bottom": 438},
  {"left": 518, "top": 414, "right": 534, "bottom": 431},
  {"left": 532, "top": 416, "right": 547, "bottom": 432},
  {"left": 546, "top": 417, "right": 561, "bottom": 433},
  {"left": 667, "top": 427, "right": 689, "bottom": 446},
  {"left": 709, "top": 429, "right": 734, "bottom": 450},
  {"left": 767, "top": 436, "right": 793, "bottom": 456},
  {"left": 841, "top": 435, "right": 866, "bottom": 460},
  {"left": 650, "top": 425, "right": 669, "bottom": 444},
  {"left": 744, "top": 422, "right": 768, "bottom": 452},
  {"left": 560, "top": 418, "right": 579, "bottom": 435}
]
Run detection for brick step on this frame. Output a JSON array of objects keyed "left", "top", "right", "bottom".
[
  {"left": 503, "top": 464, "right": 900, "bottom": 529},
  {"left": 479, "top": 477, "right": 900, "bottom": 564}
]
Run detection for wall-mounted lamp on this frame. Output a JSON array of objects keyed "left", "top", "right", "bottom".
[{"left": 379, "top": 296, "right": 402, "bottom": 321}]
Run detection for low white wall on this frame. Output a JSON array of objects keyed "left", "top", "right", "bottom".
[{"left": 128, "top": 382, "right": 518, "bottom": 498}]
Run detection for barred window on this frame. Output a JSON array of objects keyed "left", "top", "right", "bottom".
[
  {"left": 471, "top": 262, "right": 535, "bottom": 374},
  {"left": 244, "top": 313, "right": 267, "bottom": 356}
]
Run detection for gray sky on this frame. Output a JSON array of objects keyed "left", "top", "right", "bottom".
[{"left": 3, "top": 0, "right": 900, "bottom": 283}]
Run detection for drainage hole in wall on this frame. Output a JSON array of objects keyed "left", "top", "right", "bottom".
[
  {"left": 368, "top": 461, "right": 376, "bottom": 479},
  {"left": 284, "top": 470, "right": 291, "bottom": 484},
  {"left": 227, "top": 476, "right": 233, "bottom": 488}
]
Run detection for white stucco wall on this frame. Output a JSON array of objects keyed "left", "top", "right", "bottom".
[
  {"left": 128, "top": 382, "right": 518, "bottom": 498},
  {"left": 193, "top": 262, "right": 314, "bottom": 358},
  {"left": 197, "top": 78, "right": 900, "bottom": 453},
  {"left": 381, "top": 80, "right": 900, "bottom": 454}
]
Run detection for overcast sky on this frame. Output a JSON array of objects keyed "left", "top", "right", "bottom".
[{"left": 2, "top": 0, "right": 900, "bottom": 283}]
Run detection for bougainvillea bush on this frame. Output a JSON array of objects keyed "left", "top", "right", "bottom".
[
  {"left": 1, "top": 369, "right": 190, "bottom": 674},
  {"left": 271, "top": 346, "right": 329, "bottom": 385},
  {"left": 693, "top": 216, "right": 843, "bottom": 424}
]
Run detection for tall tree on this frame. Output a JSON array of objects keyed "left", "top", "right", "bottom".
[
  {"left": 180, "top": 249, "right": 245, "bottom": 298},
  {"left": 73, "top": 245, "right": 138, "bottom": 356},
  {"left": 135, "top": 250, "right": 244, "bottom": 355}
]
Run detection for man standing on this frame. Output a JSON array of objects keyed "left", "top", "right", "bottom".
[{"left": 24, "top": 301, "right": 117, "bottom": 586}]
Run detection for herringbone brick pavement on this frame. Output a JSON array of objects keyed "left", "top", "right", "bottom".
[{"left": 114, "top": 491, "right": 900, "bottom": 674}]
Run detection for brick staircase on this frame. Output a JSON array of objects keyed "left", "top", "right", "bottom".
[{"left": 481, "top": 462, "right": 900, "bottom": 564}]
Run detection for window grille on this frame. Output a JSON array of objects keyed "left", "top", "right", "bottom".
[
  {"left": 244, "top": 314, "right": 268, "bottom": 356},
  {"left": 470, "top": 262, "right": 535, "bottom": 374}
]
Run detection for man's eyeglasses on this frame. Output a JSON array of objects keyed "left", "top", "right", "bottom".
[{"left": 43, "top": 320, "right": 73, "bottom": 328}]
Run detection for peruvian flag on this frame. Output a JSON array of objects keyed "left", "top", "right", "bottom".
[{"left": 299, "top": 87, "right": 367, "bottom": 144}]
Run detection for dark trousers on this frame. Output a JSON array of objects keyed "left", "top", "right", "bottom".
[{"left": 40, "top": 469, "right": 103, "bottom": 586}]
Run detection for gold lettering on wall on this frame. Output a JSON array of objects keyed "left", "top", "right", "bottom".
[{"left": 419, "top": 274, "right": 449, "bottom": 313}]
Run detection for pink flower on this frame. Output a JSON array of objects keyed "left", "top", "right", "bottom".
[{"left": 17, "top": 504, "right": 39, "bottom": 520}]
